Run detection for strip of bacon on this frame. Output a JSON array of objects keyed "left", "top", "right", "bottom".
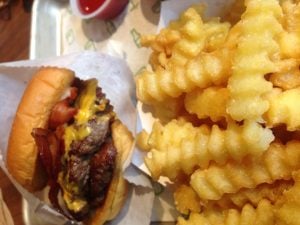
[
  {"left": 31, "top": 128, "right": 70, "bottom": 218},
  {"left": 49, "top": 87, "right": 78, "bottom": 130},
  {"left": 49, "top": 99, "right": 77, "bottom": 129},
  {"left": 31, "top": 128, "right": 53, "bottom": 178},
  {"left": 68, "top": 87, "right": 78, "bottom": 101}
]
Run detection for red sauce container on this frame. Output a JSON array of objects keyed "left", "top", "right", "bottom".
[{"left": 70, "top": 0, "right": 129, "bottom": 20}]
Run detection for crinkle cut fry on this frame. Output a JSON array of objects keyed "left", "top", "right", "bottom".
[
  {"left": 190, "top": 141, "right": 300, "bottom": 201},
  {"left": 269, "top": 59, "right": 300, "bottom": 90},
  {"left": 144, "top": 119, "right": 274, "bottom": 180},
  {"left": 174, "top": 180, "right": 293, "bottom": 214},
  {"left": 177, "top": 171, "right": 300, "bottom": 225},
  {"left": 209, "top": 179, "right": 293, "bottom": 209},
  {"left": 141, "top": 5, "right": 231, "bottom": 69},
  {"left": 136, "top": 5, "right": 234, "bottom": 104},
  {"left": 174, "top": 184, "right": 201, "bottom": 215},
  {"left": 143, "top": 95, "right": 186, "bottom": 123},
  {"left": 177, "top": 199, "right": 274, "bottom": 225},
  {"left": 136, "top": 46, "right": 233, "bottom": 104},
  {"left": 280, "top": 0, "right": 300, "bottom": 58},
  {"left": 184, "top": 87, "right": 229, "bottom": 122},
  {"left": 274, "top": 171, "right": 300, "bottom": 225},
  {"left": 164, "top": 6, "right": 206, "bottom": 68},
  {"left": 227, "top": 0, "right": 283, "bottom": 121},
  {"left": 184, "top": 86, "right": 300, "bottom": 131},
  {"left": 141, "top": 5, "right": 206, "bottom": 69},
  {"left": 264, "top": 87, "right": 300, "bottom": 131}
]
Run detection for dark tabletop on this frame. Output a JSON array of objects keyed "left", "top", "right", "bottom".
[{"left": 0, "top": 0, "right": 31, "bottom": 224}]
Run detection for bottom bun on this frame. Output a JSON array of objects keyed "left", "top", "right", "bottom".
[{"left": 85, "top": 119, "right": 133, "bottom": 225}]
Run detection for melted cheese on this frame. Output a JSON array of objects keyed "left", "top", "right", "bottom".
[
  {"left": 64, "top": 125, "right": 91, "bottom": 152},
  {"left": 63, "top": 79, "right": 98, "bottom": 152},
  {"left": 63, "top": 191, "right": 87, "bottom": 213},
  {"left": 75, "top": 79, "right": 98, "bottom": 125},
  {"left": 58, "top": 173, "right": 87, "bottom": 213}
]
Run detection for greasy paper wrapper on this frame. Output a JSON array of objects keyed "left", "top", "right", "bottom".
[{"left": 0, "top": 52, "right": 155, "bottom": 225}]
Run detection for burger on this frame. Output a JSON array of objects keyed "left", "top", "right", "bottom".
[{"left": 6, "top": 67, "right": 133, "bottom": 224}]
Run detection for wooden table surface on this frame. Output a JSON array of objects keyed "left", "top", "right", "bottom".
[{"left": 0, "top": 0, "right": 31, "bottom": 225}]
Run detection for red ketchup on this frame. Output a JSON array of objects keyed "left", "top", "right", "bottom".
[
  {"left": 77, "top": 0, "right": 129, "bottom": 19},
  {"left": 79, "top": 0, "right": 106, "bottom": 15}
]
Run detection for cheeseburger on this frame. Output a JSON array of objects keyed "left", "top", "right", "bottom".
[{"left": 6, "top": 67, "right": 133, "bottom": 224}]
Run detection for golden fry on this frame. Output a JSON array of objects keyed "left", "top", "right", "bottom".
[
  {"left": 136, "top": 4, "right": 233, "bottom": 104},
  {"left": 203, "top": 19, "right": 231, "bottom": 52},
  {"left": 177, "top": 199, "right": 274, "bottom": 225},
  {"left": 136, "top": 130, "right": 151, "bottom": 152},
  {"left": 271, "top": 72, "right": 300, "bottom": 89},
  {"left": 137, "top": 0, "right": 300, "bottom": 224},
  {"left": 178, "top": 172, "right": 300, "bottom": 225},
  {"left": 227, "top": 0, "right": 283, "bottom": 121},
  {"left": 184, "top": 87, "right": 229, "bottom": 122},
  {"left": 190, "top": 141, "right": 300, "bottom": 200},
  {"left": 141, "top": 6, "right": 206, "bottom": 70},
  {"left": 135, "top": 47, "right": 232, "bottom": 104},
  {"left": 274, "top": 171, "right": 300, "bottom": 225},
  {"left": 174, "top": 184, "right": 201, "bottom": 215},
  {"left": 279, "top": 0, "right": 300, "bottom": 58},
  {"left": 270, "top": 62, "right": 300, "bottom": 90},
  {"left": 211, "top": 180, "right": 293, "bottom": 209},
  {"left": 144, "top": 119, "right": 273, "bottom": 180},
  {"left": 150, "top": 95, "right": 185, "bottom": 123},
  {"left": 264, "top": 87, "right": 300, "bottom": 131}
]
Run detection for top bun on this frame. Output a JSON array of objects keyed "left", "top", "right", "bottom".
[{"left": 6, "top": 67, "right": 75, "bottom": 191}]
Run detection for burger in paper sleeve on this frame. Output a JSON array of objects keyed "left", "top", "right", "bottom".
[{"left": 6, "top": 67, "right": 134, "bottom": 225}]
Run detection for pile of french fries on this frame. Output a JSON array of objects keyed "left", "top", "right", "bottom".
[{"left": 136, "top": 0, "right": 300, "bottom": 224}]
